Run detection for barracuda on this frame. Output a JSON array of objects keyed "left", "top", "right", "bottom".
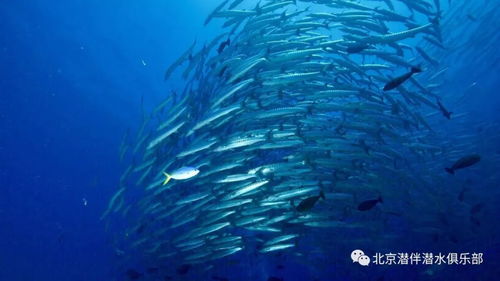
[
  {"left": 213, "top": 136, "right": 266, "bottom": 152},
  {"left": 202, "top": 210, "right": 236, "bottom": 226},
  {"left": 227, "top": 58, "right": 267, "bottom": 84},
  {"left": 188, "top": 105, "right": 242, "bottom": 136},
  {"left": 175, "top": 191, "right": 211, "bottom": 205},
  {"left": 255, "top": 107, "right": 308, "bottom": 119},
  {"left": 147, "top": 122, "right": 185, "bottom": 150},
  {"left": 269, "top": 48, "right": 325, "bottom": 63},
  {"left": 234, "top": 215, "right": 267, "bottom": 227},
  {"left": 365, "top": 21, "right": 435, "bottom": 44},
  {"left": 157, "top": 107, "right": 187, "bottom": 132},
  {"left": 214, "top": 173, "right": 257, "bottom": 184},
  {"left": 262, "top": 187, "right": 320, "bottom": 202},
  {"left": 259, "top": 243, "right": 295, "bottom": 253},
  {"left": 207, "top": 199, "right": 253, "bottom": 211},
  {"left": 189, "top": 222, "right": 231, "bottom": 238},
  {"left": 211, "top": 78, "right": 254, "bottom": 109},
  {"left": 263, "top": 234, "right": 299, "bottom": 246},
  {"left": 223, "top": 180, "right": 269, "bottom": 199},
  {"left": 262, "top": 71, "right": 321, "bottom": 86},
  {"left": 176, "top": 138, "right": 218, "bottom": 158}
]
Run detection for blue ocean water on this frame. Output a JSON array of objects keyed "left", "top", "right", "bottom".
[{"left": 1, "top": 0, "right": 499, "bottom": 281}]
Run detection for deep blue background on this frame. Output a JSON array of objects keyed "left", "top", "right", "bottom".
[{"left": 0, "top": 1, "right": 220, "bottom": 280}]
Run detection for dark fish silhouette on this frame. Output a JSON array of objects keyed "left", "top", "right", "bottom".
[
  {"left": 470, "top": 216, "right": 481, "bottom": 226},
  {"left": 467, "top": 14, "right": 477, "bottom": 21},
  {"left": 383, "top": 66, "right": 422, "bottom": 91},
  {"left": 126, "top": 269, "right": 143, "bottom": 280},
  {"left": 458, "top": 188, "right": 467, "bottom": 202},
  {"left": 357, "top": 196, "right": 383, "bottom": 211},
  {"left": 445, "top": 154, "right": 481, "bottom": 174},
  {"left": 357, "top": 139, "right": 371, "bottom": 154},
  {"left": 295, "top": 191, "right": 325, "bottom": 212},
  {"left": 219, "top": 65, "right": 228, "bottom": 77},
  {"left": 436, "top": 99, "right": 452, "bottom": 119},
  {"left": 176, "top": 264, "right": 191, "bottom": 275},
  {"left": 136, "top": 223, "right": 147, "bottom": 234},
  {"left": 346, "top": 43, "right": 370, "bottom": 53},
  {"left": 470, "top": 203, "right": 484, "bottom": 215},
  {"left": 218, "top": 38, "right": 231, "bottom": 54},
  {"left": 212, "top": 275, "right": 229, "bottom": 281}
]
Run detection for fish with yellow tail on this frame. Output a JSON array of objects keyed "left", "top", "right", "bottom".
[{"left": 163, "top": 166, "right": 200, "bottom": 185}]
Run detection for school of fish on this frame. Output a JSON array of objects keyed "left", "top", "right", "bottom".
[{"left": 103, "top": 0, "right": 500, "bottom": 277}]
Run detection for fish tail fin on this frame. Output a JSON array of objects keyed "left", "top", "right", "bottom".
[
  {"left": 264, "top": 47, "right": 271, "bottom": 61},
  {"left": 162, "top": 172, "right": 172, "bottom": 185},
  {"left": 431, "top": 16, "right": 440, "bottom": 25},
  {"left": 254, "top": 2, "right": 261, "bottom": 14},
  {"left": 445, "top": 168, "right": 455, "bottom": 175},
  {"left": 411, "top": 65, "right": 422, "bottom": 73},
  {"left": 280, "top": 10, "right": 286, "bottom": 20},
  {"left": 320, "top": 191, "right": 326, "bottom": 200}
]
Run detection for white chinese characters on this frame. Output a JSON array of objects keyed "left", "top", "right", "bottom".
[
  {"left": 351, "top": 250, "right": 484, "bottom": 266},
  {"left": 370, "top": 252, "right": 483, "bottom": 265}
]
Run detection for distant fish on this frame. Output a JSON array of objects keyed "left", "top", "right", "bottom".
[
  {"left": 212, "top": 275, "right": 229, "bottom": 281},
  {"left": 467, "top": 14, "right": 477, "bottom": 21},
  {"left": 416, "top": 47, "right": 439, "bottom": 66},
  {"left": 357, "top": 139, "right": 371, "bottom": 154},
  {"left": 346, "top": 42, "right": 370, "bottom": 54},
  {"left": 218, "top": 38, "right": 231, "bottom": 54},
  {"left": 295, "top": 191, "right": 325, "bottom": 212},
  {"left": 357, "top": 196, "right": 383, "bottom": 211},
  {"left": 436, "top": 99, "right": 452, "bottom": 119},
  {"left": 163, "top": 167, "right": 200, "bottom": 185},
  {"left": 470, "top": 216, "right": 481, "bottom": 226},
  {"left": 458, "top": 187, "right": 467, "bottom": 202},
  {"left": 126, "top": 269, "right": 143, "bottom": 280},
  {"left": 470, "top": 203, "right": 484, "bottom": 215},
  {"left": 445, "top": 154, "right": 481, "bottom": 174},
  {"left": 136, "top": 223, "right": 147, "bottom": 234},
  {"left": 383, "top": 66, "right": 422, "bottom": 91},
  {"left": 176, "top": 264, "right": 191, "bottom": 275}
]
